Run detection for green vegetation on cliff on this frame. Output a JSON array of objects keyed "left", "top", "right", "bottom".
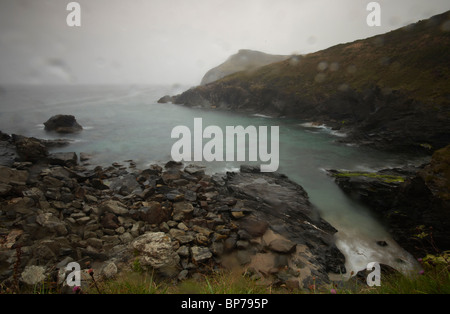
[
  {"left": 330, "top": 171, "right": 405, "bottom": 183},
  {"left": 221, "top": 12, "right": 450, "bottom": 107}
]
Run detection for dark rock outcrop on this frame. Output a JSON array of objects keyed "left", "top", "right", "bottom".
[
  {"left": 222, "top": 168, "right": 346, "bottom": 279},
  {"left": 0, "top": 133, "right": 17, "bottom": 167},
  {"left": 47, "top": 152, "right": 78, "bottom": 167},
  {"left": 0, "top": 132, "right": 11, "bottom": 142},
  {"left": 44, "top": 115, "right": 83, "bottom": 134},
  {"left": 11, "top": 134, "right": 49, "bottom": 162},
  {"left": 1, "top": 133, "right": 76, "bottom": 166},
  {"left": 328, "top": 145, "right": 450, "bottom": 257},
  {"left": 157, "top": 95, "right": 175, "bottom": 104}
]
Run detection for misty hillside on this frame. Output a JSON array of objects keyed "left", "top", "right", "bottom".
[
  {"left": 200, "top": 49, "right": 289, "bottom": 85},
  {"left": 174, "top": 10, "right": 450, "bottom": 154}
]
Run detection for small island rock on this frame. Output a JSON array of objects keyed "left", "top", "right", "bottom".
[{"left": 44, "top": 115, "right": 83, "bottom": 133}]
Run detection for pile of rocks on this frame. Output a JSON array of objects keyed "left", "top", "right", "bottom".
[{"left": 0, "top": 132, "right": 345, "bottom": 293}]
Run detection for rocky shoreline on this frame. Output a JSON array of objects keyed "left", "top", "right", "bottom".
[
  {"left": 158, "top": 86, "right": 448, "bottom": 156},
  {"left": 0, "top": 131, "right": 345, "bottom": 293}
]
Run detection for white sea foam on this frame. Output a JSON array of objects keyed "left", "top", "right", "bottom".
[
  {"left": 252, "top": 113, "right": 273, "bottom": 119},
  {"left": 300, "top": 122, "right": 347, "bottom": 138},
  {"left": 330, "top": 130, "right": 348, "bottom": 138},
  {"left": 224, "top": 166, "right": 240, "bottom": 173},
  {"left": 299, "top": 122, "right": 328, "bottom": 129},
  {"left": 66, "top": 139, "right": 85, "bottom": 144}
]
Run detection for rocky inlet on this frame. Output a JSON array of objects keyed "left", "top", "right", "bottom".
[{"left": 0, "top": 130, "right": 345, "bottom": 293}]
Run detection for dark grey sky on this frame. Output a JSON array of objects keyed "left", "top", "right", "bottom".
[{"left": 1, "top": 0, "right": 449, "bottom": 86}]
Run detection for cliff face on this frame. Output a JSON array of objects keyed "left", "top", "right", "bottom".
[
  {"left": 200, "top": 49, "right": 289, "bottom": 85},
  {"left": 173, "top": 11, "right": 450, "bottom": 154}
]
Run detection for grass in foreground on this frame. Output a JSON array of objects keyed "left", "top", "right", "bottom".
[
  {"left": 92, "top": 270, "right": 277, "bottom": 295},
  {"left": 2, "top": 253, "right": 448, "bottom": 294},
  {"left": 86, "top": 258, "right": 450, "bottom": 295}
]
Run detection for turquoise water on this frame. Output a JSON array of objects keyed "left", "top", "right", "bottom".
[{"left": 0, "top": 85, "right": 426, "bottom": 275}]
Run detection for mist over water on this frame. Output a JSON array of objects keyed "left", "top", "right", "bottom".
[{"left": 0, "top": 85, "right": 426, "bottom": 275}]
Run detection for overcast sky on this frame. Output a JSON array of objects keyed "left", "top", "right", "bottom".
[{"left": 1, "top": 0, "right": 449, "bottom": 86}]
